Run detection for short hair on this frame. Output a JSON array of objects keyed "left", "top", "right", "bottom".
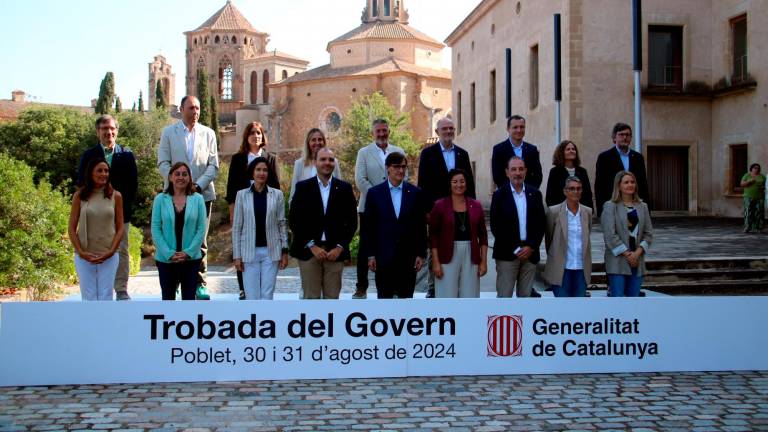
[
  {"left": 611, "top": 122, "right": 632, "bottom": 138},
  {"left": 506, "top": 155, "right": 525, "bottom": 169},
  {"left": 79, "top": 157, "right": 114, "bottom": 201},
  {"left": 552, "top": 140, "right": 581, "bottom": 167},
  {"left": 372, "top": 118, "right": 389, "bottom": 129},
  {"left": 302, "top": 128, "right": 326, "bottom": 165},
  {"left": 506, "top": 115, "right": 526, "bottom": 128},
  {"left": 610, "top": 170, "right": 641, "bottom": 204},
  {"left": 385, "top": 151, "right": 407, "bottom": 167},
  {"left": 180, "top": 95, "right": 198, "bottom": 109},
  {"left": 749, "top": 163, "right": 761, "bottom": 172},
  {"left": 564, "top": 175, "right": 582, "bottom": 187},
  {"left": 314, "top": 146, "right": 334, "bottom": 161},
  {"left": 239, "top": 122, "right": 268, "bottom": 155},
  {"left": 95, "top": 114, "right": 118, "bottom": 130},
  {"left": 164, "top": 162, "right": 194, "bottom": 196},
  {"left": 246, "top": 157, "right": 272, "bottom": 184}
]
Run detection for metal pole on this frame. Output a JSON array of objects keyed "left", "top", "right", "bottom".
[
  {"left": 505, "top": 48, "right": 512, "bottom": 119},
  {"left": 633, "top": 71, "right": 642, "bottom": 153},
  {"left": 632, "top": 0, "right": 643, "bottom": 153},
  {"left": 554, "top": 14, "right": 562, "bottom": 145}
]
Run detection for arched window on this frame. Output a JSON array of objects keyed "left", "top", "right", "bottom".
[
  {"left": 205, "top": 36, "right": 209, "bottom": 44},
  {"left": 214, "top": 35, "right": 220, "bottom": 44},
  {"left": 232, "top": 36, "right": 237, "bottom": 44},
  {"left": 244, "top": 37, "right": 248, "bottom": 45},
  {"left": 250, "top": 71, "right": 258, "bottom": 104},
  {"left": 223, "top": 35, "right": 229, "bottom": 44},
  {"left": 384, "top": 0, "right": 391, "bottom": 16},
  {"left": 221, "top": 64, "right": 233, "bottom": 100},
  {"left": 262, "top": 70, "right": 270, "bottom": 103},
  {"left": 325, "top": 112, "right": 341, "bottom": 133},
  {"left": 282, "top": 70, "right": 288, "bottom": 80},
  {"left": 193, "top": 38, "right": 197, "bottom": 46}
]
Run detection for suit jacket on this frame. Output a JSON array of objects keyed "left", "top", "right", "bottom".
[
  {"left": 363, "top": 181, "right": 427, "bottom": 268},
  {"left": 543, "top": 202, "right": 593, "bottom": 286},
  {"left": 354, "top": 142, "right": 405, "bottom": 213},
  {"left": 158, "top": 121, "right": 219, "bottom": 202},
  {"left": 594, "top": 147, "right": 649, "bottom": 216},
  {"left": 601, "top": 200, "right": 653, "bottom": 276},
  {"left": 77, "top": 144, "right": 138, "bottom": 223},
  {"left": 545, "top": 165, "right": 594, "bottom": 209},
  {"left": 491, "top": 139, "right": 543, "bottom": 190},
  {"left": 490, "top": 183, "right": 546, "bottom": 263},
  {"left": 232, "top": 186, "right": 288, "bottom": 262},
  {"left": 417, "top": 142, "right": 476, "bottom": 210},
  {"left": 151, "top": 192, "right": 207, "bottom": 263},
  {"left": 289, "top": 158, "right": 342, "bottom": 203},
  {"left": 429, "top": 197, "right": 487, "bottom": 265},
  {"left": 226, "top": 151, "right": 281, "bottom": 204},
  {"left": 289, "top": 177, "right": 358, "bottom": 262}
]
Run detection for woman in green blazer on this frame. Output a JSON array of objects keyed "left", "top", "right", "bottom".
[{"left": 151, "top": 162, "right": 207, "bottom": 300}]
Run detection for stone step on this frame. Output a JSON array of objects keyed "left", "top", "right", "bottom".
[
  {"left": 589, "top": 256, "right": 768, "bottom": 272},
  {"left": 586, "top": 279, "right": 768, "bottom": 296},
  {"left": 590, "top": 268, "right": 768, "bottom": 284}
]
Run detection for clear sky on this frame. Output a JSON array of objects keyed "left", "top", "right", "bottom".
[{"left": 0, "top": 0, "right": 479, "bottom": 107}]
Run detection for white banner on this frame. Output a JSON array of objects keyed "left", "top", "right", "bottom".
[{"left": 1, "top": 297, "right": 766, "bottom": 386}]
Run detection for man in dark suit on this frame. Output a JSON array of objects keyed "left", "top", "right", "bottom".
[
  {"left": 364, "top": 152, "right": 427, "bottom": 299},
  {"left": 417, "top": 117, "right": 476, "bottom": 298},
  {"left": 594, "top": 123, "right": 650, "bottom": 216},
  {"left": 289, "top": 147, "right": 357, "bottom": 299},
  {"left": 491, "top": 115, "right": 543, "bottom": 190},
  {"left": 77, "top": 114, "right": 138, "bottom": 301},
  {"left": 490, "top": 156, "right": 545, "bottom": 297}
]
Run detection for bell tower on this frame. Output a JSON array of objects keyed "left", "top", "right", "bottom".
[{"left": 362, "top": 0, "right": 408, "bottom": 24}]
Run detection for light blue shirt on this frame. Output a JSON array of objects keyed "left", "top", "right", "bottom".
[
  {"left": 615, "top": 145, "right": 630, "bottom": 171},
  {"left": 509, "top": 138, "right": 524, "bottom": 158},
  {"left": 389, "top": 180, "right": 403, "bottom": 218},
  {"left": 440, "top": 141, "right": 456, "bottom": 171}
]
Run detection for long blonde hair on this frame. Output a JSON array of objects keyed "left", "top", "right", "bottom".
[
  {"left": 302, "top": 128, "right": 326, "bottom": 166},
  {"left": 610, "top": 171, "right": 642, "bottom": 203}
]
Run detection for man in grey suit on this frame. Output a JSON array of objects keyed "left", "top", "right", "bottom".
[
  {"left": 353, "top": 118, "right": 404, "bottom": 299},
  {"left": 157, "top": 95, "right": 219, "bottom": 300}
]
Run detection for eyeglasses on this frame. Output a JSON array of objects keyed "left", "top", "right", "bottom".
[{"left": 389, "top": 164, "right": 407, "bottom": 170}]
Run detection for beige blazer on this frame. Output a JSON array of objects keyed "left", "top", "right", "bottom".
[
  {"left": 543, "top": 202, "right": 593, "bottom": 286},
  {"left": 354, "top": 142, "right": 404, "bottom": 213},
  {"left": 601, "top": 200, "right": 653, "bottom": 276},
  {"left": 232, "top": 186, "right": 288, "bottom": 263},
  {"left": 157, "top": 121, "right": 219, "bottom": 202}
]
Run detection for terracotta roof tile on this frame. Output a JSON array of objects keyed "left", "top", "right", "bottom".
[
  {"left": 330, "top": 21, "right": 443, "bottom": 47},
  {"left": 193, "top": 1, "right": 258, "bottom": 32},
  {"left": 272, "top": 58, "right": 450, "bottom": 86}
]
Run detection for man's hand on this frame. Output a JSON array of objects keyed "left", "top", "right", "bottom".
[
  {"left": 515, "top": 246, "right": 533, "bottom": 261},
  {"left": 368, "top": 257, "right": 377, "bottom": 272},
  {"left": 414, "top": 257, "right": 424, "bottom": 272},
  {"left": 326, "top": 246, "right": 343, "bottom": 262},
  {"left": 310, "top": 245, "right": 328, "bottom": 261}
]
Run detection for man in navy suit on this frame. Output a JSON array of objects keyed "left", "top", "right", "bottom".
[
  {"left": 491, "top": 115, "right": 543, "bottom": 190},
  {"left": 490, "top": 156, "right": 546, "bottom": 297},
  {"left": 289, "top": 147, "right": 357, "bottom": 299},
  {"left": 594, "top": 122, "right": 650, "bottom": 216},
  {"left": 364, "top": 152, "right": 427, "bottom": 299},
  {"left": 77, "top": 114, "right": 138, "bottom": 301}
]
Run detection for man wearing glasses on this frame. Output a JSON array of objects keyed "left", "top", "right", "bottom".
[{"left": 594, "top": 123, "right": 650, "bottom": 217}]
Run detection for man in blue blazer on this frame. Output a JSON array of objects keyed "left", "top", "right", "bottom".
[
  {"left": 490, "top": 156, "right": 546, "bottom": 297},
  {"left": 364, "top": 152, "right": 427, "bottom": 299},
  {"left": 594, "top": 122, "right": 650, "bottom": 217},
  {"left": 77, "top": 114, "right": 138, "bottom": 301},
  {"left": 491, "top": 115, "right": 543, "bottom": 190}
]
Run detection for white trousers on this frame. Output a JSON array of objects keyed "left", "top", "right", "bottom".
[
  {"left": 74, "top": 253, "right": 119, "bottom": 301},
  {"left": 243, "top": 247, "right": 279, "bottom": 300},
  {"left": 435, "top": 241, "right": 480, "bottom": 298}
]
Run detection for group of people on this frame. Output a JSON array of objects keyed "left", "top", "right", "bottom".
[{"left": 71, "top": 93, "right": 723, "bottom": 301}]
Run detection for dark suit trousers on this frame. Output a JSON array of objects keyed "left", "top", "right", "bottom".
[
  {"left": 356, "top": 212, "right": 369, "bottom": 290},
  {"left": 375, "top": 254, "right": 417, "bottom": 299}
]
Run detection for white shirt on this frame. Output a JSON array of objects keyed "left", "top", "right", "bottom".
[
  {"left": 565, "top": 206, "right": 583, "bottom": 270},
  {"left": 317, "top": 176, "right": 332, "bottom": 241},
  {"left": 388, "top": 180, "right": 403, "bottom": 218},
  {"left": 440, "top": 141, "right": 456, "bottom": 171},
  {"left": 510, "top": 183, "right": 527, "bottom": 241},
  {"left": 615, "top": 145, "right": 630, "bottom": 171},
  {"left": 377, "top": 143, "right": 392, "bottom": 166},
  {"left": 181, "top": 122, "right": 197, "bottom": 163},
  {"left": 247, "top": 148, "right": 263, "bottom": 166}
]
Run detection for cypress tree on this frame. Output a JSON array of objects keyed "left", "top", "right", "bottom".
[
  {"left": 210, "top": 95, "right": 220, "bottom": 144},
  {"left": 155, "top": 80, "right": 166, "bottom": 110},
  {"left": 114, "top": 96, "right": 122, "bottom": 113},
  {"left": 138, "top": 91, "right": 144, "bottom": 112},
  {"left": 196, "top": 70, "right": 211, "bottom": 126},
  {"left": 131, "top": 102, "right": 136, "bottom": 112},
  {"left": 95, "top": 72, "right": 115, "bottom": 114}
]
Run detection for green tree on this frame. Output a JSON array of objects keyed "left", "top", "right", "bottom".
[
  {"left": 155, "top": 80, "right": 166, "bottom": 110},
  {"left": 338, "top": 92, "right": 419, "bottom": 180},
  {"left": 131, "top": 102, "right": 136, "bottom": 112},
  {"left": 138, "top": 90, "right": 144, "bottom": 112},
  {"left": 196, "top": 70, "right": 211, "bottom": 126},
  {"left": 0, "top": 153, "right": 75, "bottom": 299},
  {"left": 95, "top": 72, "right": 116, "bottom": 114},
  {"left": 209, "top": 94, "right": 220, "bottom": 143},
  {"left": 114, "top": 96, "right": 122, "bottom": 113}
]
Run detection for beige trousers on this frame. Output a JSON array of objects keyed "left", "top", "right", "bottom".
[
  {"left": 114, "top": 222, "right": 130, "bottom": 294},
  {"left": 435, "top": 241, "right": 480, "bottom": 298},
  {"left": 298, "top": 257, "right": 344, "bottom": 299},
  {"left": 495, "top": 259, "right": 536, "bottom": 297}
]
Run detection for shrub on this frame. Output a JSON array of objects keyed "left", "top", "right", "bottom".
[{"left": 128, "top": 225, "right": 143, "bottom": 276}]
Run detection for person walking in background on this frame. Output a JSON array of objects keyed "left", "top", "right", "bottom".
[
  {"left": 544, "top": 176, "right": 593, "bottom": 297},
  {"left": 151, "top": 162, "right": 207, "bottom": 301},
  {"left": 545, "top": 140, "right": 593, "bottom": 209},
  {"left": 429, "top": 169, "right": 487, "bottom": 298},
  {"left": 741, "top": 163, "right": 766, "bottom": 233},
  {"left": 364, "top": 152, "right": 427, "bottom": 299},
  {"left": 77, "top": 114, "right": 137, "bottom": 301},
  {"left": 227, "top": 121, "right": 281, "bottom": 300},
  {"left": 157, "top": 95, "right": 219, "bottom": 300},
  {"left": 290, "top": 148, "right": 357, "bottom": 299},
  {"left": 290, "top": 128, "right": 341, "bottom": 203},
  {"left": 491, "top": 115, "right": 543, "bottom": 190},
  {"left": 601, "top": 171, "right": 653, "bottom": 297},
  {"left": 353, "top": 119, "right": 405, "bottom": 299},
  {"left": 594, "top": 123, "right": 649, "bottom": 217},
  {"left": 232, "top": 157, "right": 289, "bottom": 300},
  {"left": 68, "top": 158, "right": 125, "bottom": 301}
]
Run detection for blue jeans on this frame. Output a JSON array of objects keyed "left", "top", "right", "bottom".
[
  {"left": 552, "top": 269, "right": 587, "bottom": 297},
  {"left": 607, "top": 268, "right": 643, "bottom": 297}
]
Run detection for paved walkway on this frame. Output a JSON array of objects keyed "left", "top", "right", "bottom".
[{"left": 2, "top": 371, "right": 767, "bottom": 431}]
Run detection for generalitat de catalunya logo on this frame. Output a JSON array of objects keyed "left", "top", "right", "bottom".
[{"left": 487, "top": 315, "right": 523, "bottom": 357}]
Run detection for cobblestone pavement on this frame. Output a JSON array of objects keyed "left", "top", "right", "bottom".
[{"left": 1, "top": 371, "right": 767, "bottom": 431}]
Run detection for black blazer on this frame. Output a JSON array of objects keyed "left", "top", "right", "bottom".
[
  {"left": 363, "top": 181, "right": 427, "bottom": 268},
  {"left": 490, "top": 183, "right": 545, "bottom": 263},
  {"left": 417, "top": 142, "right": 476, "bottom": 210},
  {"left": 289, "top": 177, "right": 357, "bottom": 262},
  {"left": 77, "top": 144, "right": 138, "bottom": 223},
  {"left": 226, "top": 151, "right": 281, "bottom": 204},
  {"left": 594, "top": 147, "right": 650, "bottom": 216},
  {"left": 545, "top": 165, "right": 594, "bottom": 209},
  {"left": 491, "top": 139, "right": 543, "bottom": 190}
]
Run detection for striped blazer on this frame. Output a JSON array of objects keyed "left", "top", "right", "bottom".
[{"left": 232, "top": 186, "right": 288, "bottom": 262}]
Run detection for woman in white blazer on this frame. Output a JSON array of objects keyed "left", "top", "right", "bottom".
[
  {"left": 232, "top": 157, "right": 289, "bottom": 300},
  {"left": 601, "top": 171, "right": 653, "bottom": 297},
  {"left": 289, "top": 128, "right": 341, "bottom": 203}
]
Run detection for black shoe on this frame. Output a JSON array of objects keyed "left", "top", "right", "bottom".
[
  {"left": 426, "top": 288, "right": 435, "bottom": 298},
  {"left": 239, "top": 290, "right": 246, "bottom": 300},
  {"left": 530, "top": 289, "right": 542, "bottom": 298}
]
